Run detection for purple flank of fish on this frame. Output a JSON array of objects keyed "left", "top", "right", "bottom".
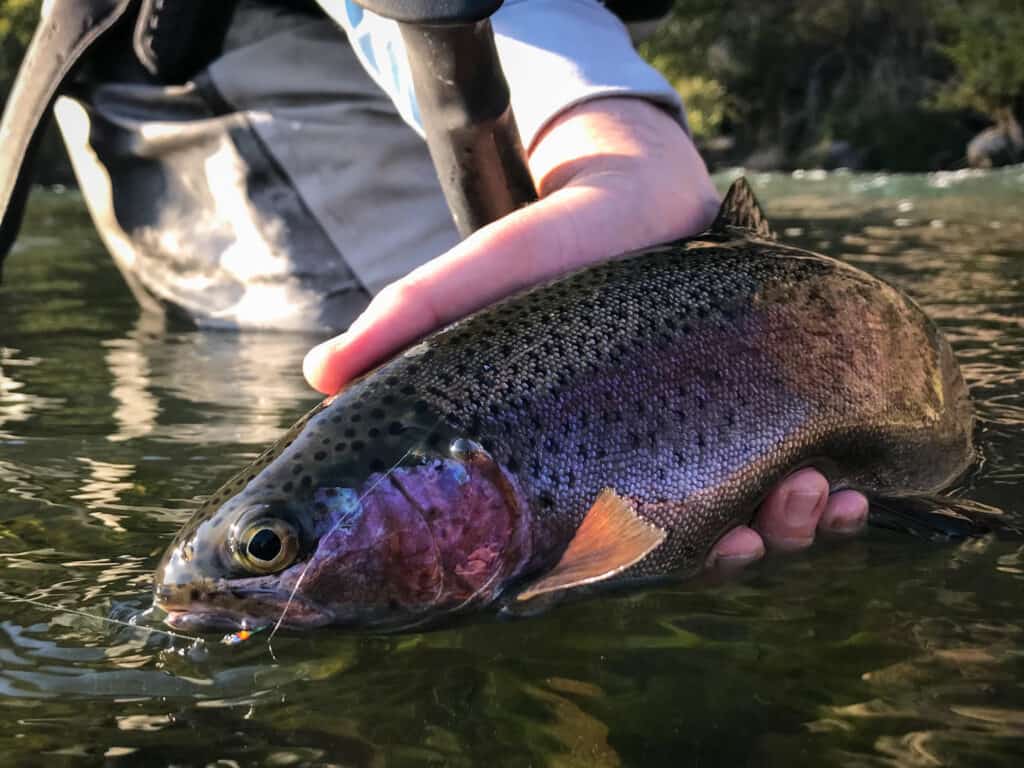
[{"left": 153, "top": 179, "right": 974, "bottom": 632}]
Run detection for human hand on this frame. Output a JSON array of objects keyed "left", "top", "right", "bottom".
[{"left": 303, "top": 96, "right": 868, "bottom": 566}]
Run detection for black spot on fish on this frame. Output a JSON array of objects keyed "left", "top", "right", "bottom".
[
  {"left": 314, "top": 451, "right": 326, "bottom": 461},
  {"left": 351, "top": 414, "right": 362, "bottom": 423},
  {"left": 335, "top": 442, "right": 347, "bottom": 451},
  {"left": 370, "top": 408, "right": 385, "bottom": 420},
  {"left": 388, "top": 422, "right": 403, "bottom": 436},
  {"left": 401, "top": 385, "right": 416, "bottom": 396},
  {"left": 283, "top": 481, "right": 294, "bottom": 492},
  {"left": 344, "top": 428, "right": 356, "bottom": 438},
  {"left": 351, "top": 440, "right": 365, "bottom": 451},
  {"left": 292, "top": 465, "right": 302, "bottom": 476},
  {"left": 301, "top": 476, "right": 312, "bottom": 487}
]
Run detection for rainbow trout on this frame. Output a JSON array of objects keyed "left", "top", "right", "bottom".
[{"left": 154, "top": 179, "right": 974, "bottom": 631}]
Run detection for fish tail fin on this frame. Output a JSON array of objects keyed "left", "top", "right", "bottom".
[{"left": 867, "top": 494, "right": 1019, "bottom": 541}]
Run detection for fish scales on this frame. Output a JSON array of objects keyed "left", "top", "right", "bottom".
[
  {"left": 153, "top": 180, "right": 974, "bottom": 631},
  {"left": 342, "top": 243, "right": 971, "bottom": 576}
]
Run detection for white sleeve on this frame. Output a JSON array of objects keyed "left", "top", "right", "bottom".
[
  {"left": 317, "top": 0, "right": 686, "bottom": 147},
  {"left": 493, "top": 0, "right": 686, "bottom": 147}
]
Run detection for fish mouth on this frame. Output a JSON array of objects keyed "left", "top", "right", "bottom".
[
  {"left": 161, "top": 609, "right": 266, "bottom": 633},
  {"left": 154, "top": 582, "right": 332, "bottom": 632}
]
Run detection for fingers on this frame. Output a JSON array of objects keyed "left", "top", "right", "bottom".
[
  {"left": 754, "top": 468, "right": 870, "bottom": 549},
  {"left": 705, "top": 469, "right": 870, "bottom": 571},
  {"left": 819, "top": 489, "right": 870, "bottom": 534},
  {"left": 705, "top": 525, "right": 765, "bottom": 569},
  {"left": 755, "top": 467, "right": 831, "bottom": 550}
]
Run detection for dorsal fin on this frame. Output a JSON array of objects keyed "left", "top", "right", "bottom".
[
  {"left": 709, "top": 177, "right": 775, "bottom": 239},
  {"left": 516, "top": 489, "right": 666, "bottom": 602}
]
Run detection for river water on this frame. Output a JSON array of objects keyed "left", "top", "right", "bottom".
[{"left": 0, "top": 168, "right": 1021, "bottom": 766}]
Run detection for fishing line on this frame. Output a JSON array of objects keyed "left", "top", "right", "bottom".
[{"left": 0, "top": 590, "right": 205, "bottom": 645}]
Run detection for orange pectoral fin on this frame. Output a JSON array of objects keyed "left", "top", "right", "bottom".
[{"left": 516, "top": 489, "right": 667, "bottom": 602}]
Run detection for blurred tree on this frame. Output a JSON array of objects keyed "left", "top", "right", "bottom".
[
  {"left": 2, "top": 0, "right": 1022, "bottom": 176},
  {"left": 930, "top": 0, "right": 1024, "bottom": 117},
  {"left": 640, "top": 0, "right": 997, "bottom": 170},
  {"left": 0, "top": 0, "right": 39, "bottom": 95}
]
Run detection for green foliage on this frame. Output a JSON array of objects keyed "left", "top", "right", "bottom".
[
  {"left": 662, "top": 75, "right": 730, "bottom": 140},
  {"left": 1, "top": 0, "right": 1022, "bottom": 175},
  {"left": 0, "top": 0, "right": 40, "bottom": 98},
  {"left": 929, "top": 0, "right": 1024, "bottom": 115},
  {"left": 642, "top": 0, "right": 1020, "bottom": 169}
]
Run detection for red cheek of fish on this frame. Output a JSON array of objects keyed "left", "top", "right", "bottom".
[
  {"left": 389, "top": 458, "right": 529, "bottom": 604},
  {"left": 300, "top": 480, "right": 443, "bottom": 610}
]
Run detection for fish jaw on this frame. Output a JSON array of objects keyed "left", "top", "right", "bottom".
[{"left": 154, "top": 570, "right": 335, "bottom": 632}]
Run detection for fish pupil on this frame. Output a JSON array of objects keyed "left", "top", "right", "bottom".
[{"left": 248, "top": 529, "right": 282, "bottom": 562}]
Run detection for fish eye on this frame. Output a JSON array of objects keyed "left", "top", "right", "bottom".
[{"left": 235, "top": 519, "right": 299, "bottom": 574}]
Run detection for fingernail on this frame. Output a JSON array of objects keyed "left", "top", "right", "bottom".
[
  {"left": 829, "top": 507, "right": 868, "bottom": 533},
  {"left": 303, "top": 336, "right": 347, "bottom": 393},
  {"left": 785, "top": 490, "right": 823, "bottom": 528}
]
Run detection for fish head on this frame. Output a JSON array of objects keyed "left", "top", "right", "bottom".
[{"left": 154, "top": 394, "right": 533, "bottom": 633}]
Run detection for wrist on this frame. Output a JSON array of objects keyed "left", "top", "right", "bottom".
[{"left": 527, "top": 96, "right": 720, "bottom": 246}]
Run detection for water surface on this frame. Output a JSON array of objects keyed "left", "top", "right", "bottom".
[{"left": 1, "top": 168, "right": 1022, "bottom": 766}]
